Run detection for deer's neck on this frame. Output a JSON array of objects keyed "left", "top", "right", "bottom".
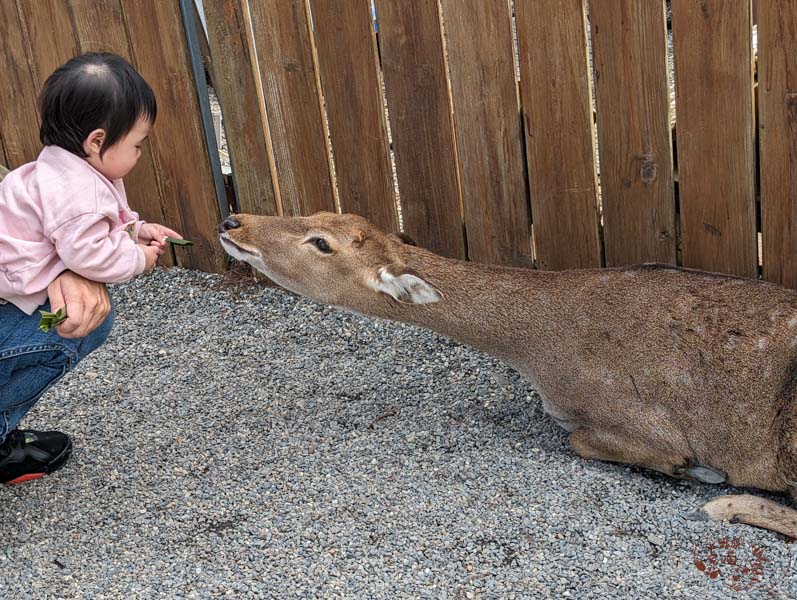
[{"left": 360, "top": 252, "right": 569, "bottom": 367}]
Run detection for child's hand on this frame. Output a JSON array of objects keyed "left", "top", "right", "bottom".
[
  {"left": 139, "top": 223, "right": 183, "bottom": 248},
  {"left": 140, "top": 243, "right": 164, "bottom": 273}
]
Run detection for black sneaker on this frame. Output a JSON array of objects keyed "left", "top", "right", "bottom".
[{"left": 0, "top": 429, "right": 72, "bottom": 485}]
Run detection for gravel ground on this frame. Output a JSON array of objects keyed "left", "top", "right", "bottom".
[{"left": 1, "top": 268, "right": 795, "bottom": 598}]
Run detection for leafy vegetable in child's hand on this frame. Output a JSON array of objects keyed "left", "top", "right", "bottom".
[
  {"left": 165, "top": 237, "right": 193, "bottom": 246},
  {"left": 38, "top": 308, "right": 67, "bottom": 332}
]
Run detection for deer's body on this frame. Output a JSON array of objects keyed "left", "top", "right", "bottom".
[
  {"left": 369, "top": 255, "right": 797, "bottom": 495},
  {"left": 219, "top": 212, "right": 797, "bottom": 537}
]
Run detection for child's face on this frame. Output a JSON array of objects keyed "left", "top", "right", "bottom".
[{"left": 84, "top": 117, "right": 151, "bottom": 181}]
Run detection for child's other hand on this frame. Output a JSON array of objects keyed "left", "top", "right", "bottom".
[
  {"left": 139, "top": 223, "right": 183, "bottom": 248},
  {"left": 140, "top": 243, "right": 163, "bottom": 273}
]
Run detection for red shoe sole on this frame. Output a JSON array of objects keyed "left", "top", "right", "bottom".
[{"left": 5, "top": 472, "right": 45, "bottom": 485}]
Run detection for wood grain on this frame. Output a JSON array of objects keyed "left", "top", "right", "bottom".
[
  {"left": 374, "top": 0, "right": 465, "bottom": 259},
  {"left": 440, "top": 0, "right": 532, "bottom": 266},
  {"left": 671, "top": 0, "right": 756, "bottom": 277},
  {"left": 516, "top": 0, "right": 600, "bottom": 270},
  {"left": 247, "top": 0, "right": 334, "bottom": 217},
  {"left": 203, "top": 0, "right": 278, "bottom": 216},
  {"left": 17, "top": 1, "right": 78, "bottom": 90},
  {"left": 311, "top": 0, "right": 398, "bottom": 231},
  {"left": 0, "top": 1, "right": 42, "bottom": 167},
  {"left": 590, "top": 0, "right": 676, "bottom": 267},
  {"left": 758, "top": 0, "right": 797, "bottom": 288}
]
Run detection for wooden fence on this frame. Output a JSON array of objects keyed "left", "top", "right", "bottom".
[
  {"left": 3, "top": 1, "right": 797, "bottom": 289},
  {"left": 202, "top": 0, "right": 797, "bottom": 286}
]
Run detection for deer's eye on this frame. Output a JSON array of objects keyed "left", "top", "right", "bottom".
[{"left": 311, "top": 237, "right": 332, "bottom": 254}]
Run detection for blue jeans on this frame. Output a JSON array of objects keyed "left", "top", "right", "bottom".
[{"left": 0, "top": 301, "right": 114, "bottom": 444}]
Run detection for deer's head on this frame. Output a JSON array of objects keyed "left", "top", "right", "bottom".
[{"left": 218, "top": 212, "right": 442, "bottom": 309}]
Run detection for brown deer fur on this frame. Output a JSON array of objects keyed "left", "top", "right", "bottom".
[{"left": 219, "top": 212, "right": 797, "bottom": 538}]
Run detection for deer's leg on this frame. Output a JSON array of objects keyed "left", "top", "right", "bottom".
[
  {"left": 569, "top": 427, "right": 686, "bottom": 479},
  {"left": 700, "top": 493, "right": 797, "bottom": 539}
]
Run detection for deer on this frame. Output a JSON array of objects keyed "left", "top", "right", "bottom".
[{"left": 218, "top": 211, "right": 797, "bottom": 539}]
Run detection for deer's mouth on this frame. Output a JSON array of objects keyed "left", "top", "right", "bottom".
[{"left": 219, "top": 232, "right": 261, "bottom": 261}]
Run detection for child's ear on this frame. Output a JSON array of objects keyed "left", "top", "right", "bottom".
[{"left": 83, "top": 129, "right": 106, "bottom": 157}]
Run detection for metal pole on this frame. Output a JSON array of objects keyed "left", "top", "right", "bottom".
[{"left": 178, "top": 0, "right": 230, "bottom": 220}]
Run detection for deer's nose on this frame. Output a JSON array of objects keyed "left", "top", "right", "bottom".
[{"left": 219, "top": 217, "right": 240, "bottom": 233}]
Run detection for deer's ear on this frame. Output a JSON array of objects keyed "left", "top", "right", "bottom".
[{"left": 369, "top": 265, "right": 442, "bottom": 304}]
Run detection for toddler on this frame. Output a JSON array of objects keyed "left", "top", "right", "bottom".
[
  {"left": 0, "top": 52, "right": 182, "bottom": 484},
  {"left": 0, "top": 52, "right": 182, "bottom": 314}
]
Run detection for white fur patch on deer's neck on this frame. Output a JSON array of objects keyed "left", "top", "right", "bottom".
[{"left": 369, "top": 266, "right": 442, "bottom": 305}]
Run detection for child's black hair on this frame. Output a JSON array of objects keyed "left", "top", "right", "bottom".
[{"left": 39, "top": 52, "right": 156, "bottom": 157}]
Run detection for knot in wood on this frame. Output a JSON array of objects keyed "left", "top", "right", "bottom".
[
  {"left": 786, "top": 94, "right": 797, "bottom": 122},
  {"left": 640, "top": 160, "right": 658, "bottom": 184}
]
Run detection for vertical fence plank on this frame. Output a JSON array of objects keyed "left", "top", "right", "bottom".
[
  {"left": 121, "top": 0, "right": 224, "bottom": 272},
  {"left": 759, "top": 1, "right": 797, "bottom": 288},
  {"left": 374, "top": 0, "right": 465, "bottom": 259},
  {"left": 0, "top": 1, "right": 42, "bottom": 167},
  {"left": 516, "top": 0, "right": 600, "bottom": 270},
  {"left": 69, "top": 0, "right": 131, "bottom": 55},
  {"left": 590, "top": 0, "right": 676, "bottom": 267},
  {"left": 203, "top": 0, "right": 277, "bottom": 217},
  {"left": 440, "top": 0, "right": 531, "bottom": 266},
  {"left": 17, "top": 1, "right": 78, "bottom": 89},
  {"left": 247, "top": 0, "right": 334, "bottom": 217},
  {"left": 69, "top": 0, "right": 174, "bottom": 266},
  {"left": 311, "top": 0, "right": 398, "bottom": 231},
  {"left": 671, "top": 1, "right": 756, "bottom": 278}
]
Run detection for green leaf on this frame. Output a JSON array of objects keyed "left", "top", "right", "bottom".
[
  {"left": 166, "top": 237, "right": 194, "bottom": 246},
  {"left": 37, "top": 308, "right": 68, "bottom": 332},
  {"left": 52, "top": 308, "right": 68, "bottom": 326}
]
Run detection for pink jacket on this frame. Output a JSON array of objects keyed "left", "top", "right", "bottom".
[{"left": 0, "top": 145, "right": 146, "bottom": 315}]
